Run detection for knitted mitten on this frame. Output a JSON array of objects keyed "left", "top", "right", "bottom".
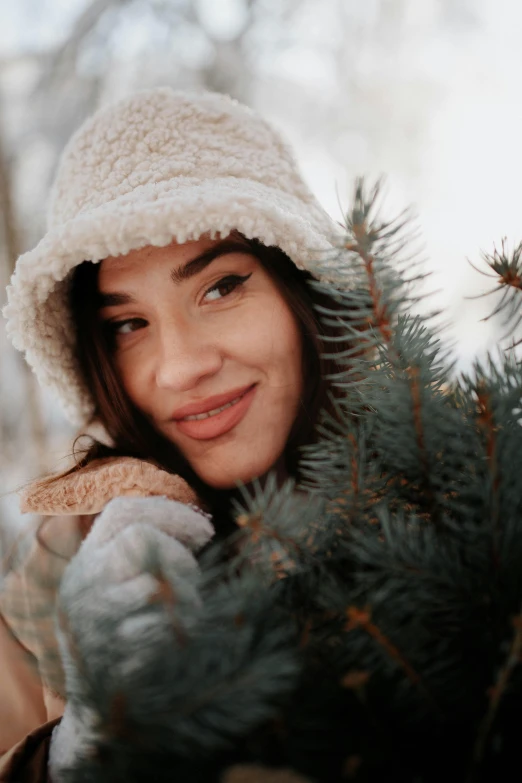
[{"left": 48, "top": 496, "right": 214, "bottom": 782}]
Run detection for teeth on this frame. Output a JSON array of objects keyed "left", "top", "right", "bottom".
[{"left": 181, "top": 392, "right": 245, "bottom": 421}]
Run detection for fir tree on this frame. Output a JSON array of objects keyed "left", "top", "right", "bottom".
[{"left": 45, "top": 181, "right": 522, "bottom": 782}]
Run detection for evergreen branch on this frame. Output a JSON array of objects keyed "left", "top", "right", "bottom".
[
  {"left": 406, "top": 365, "right": 442, "bottom": 527},
  {"left": 348, "top": 432, "right": 360, "bottom": 518},
  {"left": 345, "top": 237, "right": 393, "bottom": 346},
  {"left": 474, "top": 382, "right": 501, "bottom": 569},
  {"left": 344, "top": 605, "right": 440, "bottom": 714},
  {"left": 236, "top": 510, "right": 305, "bottom": 550},
  {"left": 228, "top": 473, "right": 330, "bottom": 581},
  {"left": 467, "top": 240, "right": 522, "bottom": 344},
  {"left": 147, "top": 571, "right": 189, "bottom": 648},
  {"left": 233, "top": 510, "right": 313, "bottom": 581},
  {"left": 483, "top": 240, "right": 522, "bottom": 288},
  {"left": 466, "top": 257, "right": 500, "bottom": 280},
  {"left": 468, "top": 611, "right": 522, "bottom": 780},
  {"left": 307, "top": 178, "right": 423, "bottom": 361}
]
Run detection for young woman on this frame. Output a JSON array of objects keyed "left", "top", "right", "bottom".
[{"left": 0, "top": 87, "right": 349, "bottom": 778}]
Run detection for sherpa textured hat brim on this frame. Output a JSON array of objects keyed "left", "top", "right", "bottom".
[{"left": 4, "top": 87, "right": 340, "bottom": 429}]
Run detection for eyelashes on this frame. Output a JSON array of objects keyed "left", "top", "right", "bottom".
[{"left": 203, "top": 273, "right": 252, "bottom": 302}]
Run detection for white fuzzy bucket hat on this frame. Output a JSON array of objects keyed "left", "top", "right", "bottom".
[{"left": 4, "top": 86, "right": 339, "bottom": 430}]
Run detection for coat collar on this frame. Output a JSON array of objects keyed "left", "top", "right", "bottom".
[{"left": 20, "top": 456, "right": 202, "bottom": 517}]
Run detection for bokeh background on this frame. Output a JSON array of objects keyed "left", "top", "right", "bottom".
[{"left": 1, "top": 0, "right": 521, "bottom": 535}]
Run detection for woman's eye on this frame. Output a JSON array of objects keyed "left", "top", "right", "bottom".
[
  {"left": 203, "top": 273, "right": 252, "bottom": 303},
  {"left": 107, "top": 318, "right": 147, "bottom": 337}
]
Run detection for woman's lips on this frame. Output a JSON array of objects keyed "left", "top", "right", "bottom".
[{"left": 173, "top": 384, "right": 257, "bottom": 440}]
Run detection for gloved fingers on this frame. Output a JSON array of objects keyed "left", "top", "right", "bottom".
[
  {"left": 58, "top": 567, "right": 201, "bottom": 657},
  {"left": 82, "top": 496, "right": 214, "bottom": 553},
  {"left": 63, "top": 522, "right": 202, "bottom": 589},
  {"left": 56, "top": 537, "right": 202, "bottom": 699},
  {"left": 57, "top": 525, "right": 202, "bottom": 665}
]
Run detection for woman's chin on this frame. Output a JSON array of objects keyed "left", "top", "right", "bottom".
[
  {"left": 192, "top": 451, "right": 288, "bottom": 492},
  {"left": 196, "top": 471, "right": 263, "bottom": 492},
  {"left": 192, "top": 460, "right": 276, "bottom": 492}
]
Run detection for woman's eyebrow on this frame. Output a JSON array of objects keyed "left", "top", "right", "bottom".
[
  {"left": 97, "top": 238, "right": 252, "bottom": 308},
  {"left": 97, "top": 291, "right": 137, "bottom": 308},
  {"left": 169, "top": 238, "right": 252, "bottom": 284}
]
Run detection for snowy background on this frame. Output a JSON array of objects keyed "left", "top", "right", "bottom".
[{"left": 1, "top": 0, "right": 521, "bottom": 536}]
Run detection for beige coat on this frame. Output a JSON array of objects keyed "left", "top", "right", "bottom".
[{"left": 0, "top": 457, "right": 200, "bottom": 758}]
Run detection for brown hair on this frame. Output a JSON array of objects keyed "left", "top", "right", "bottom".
[{"left": 61, "top": 235, "right": 355, "bottom": 531}]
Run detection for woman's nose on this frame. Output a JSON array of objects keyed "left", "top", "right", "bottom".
[{"left": 154, "top": 323, "right": 224, "bottom": 392}]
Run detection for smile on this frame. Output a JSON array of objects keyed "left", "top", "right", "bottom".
[
  {"left": 181, "top": 391, "right": 247, "bottom": 421},
  {"left": 173, "top": 384, "right": 257, "bottom": 440}
]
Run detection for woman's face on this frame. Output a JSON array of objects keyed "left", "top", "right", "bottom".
[{"left": 98, "top": 234, "right": 304, "bottom": 489}]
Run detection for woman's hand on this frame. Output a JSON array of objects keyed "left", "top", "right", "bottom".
[{"left": 48, "top": 496, "right": 214, "bottom": 781}]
